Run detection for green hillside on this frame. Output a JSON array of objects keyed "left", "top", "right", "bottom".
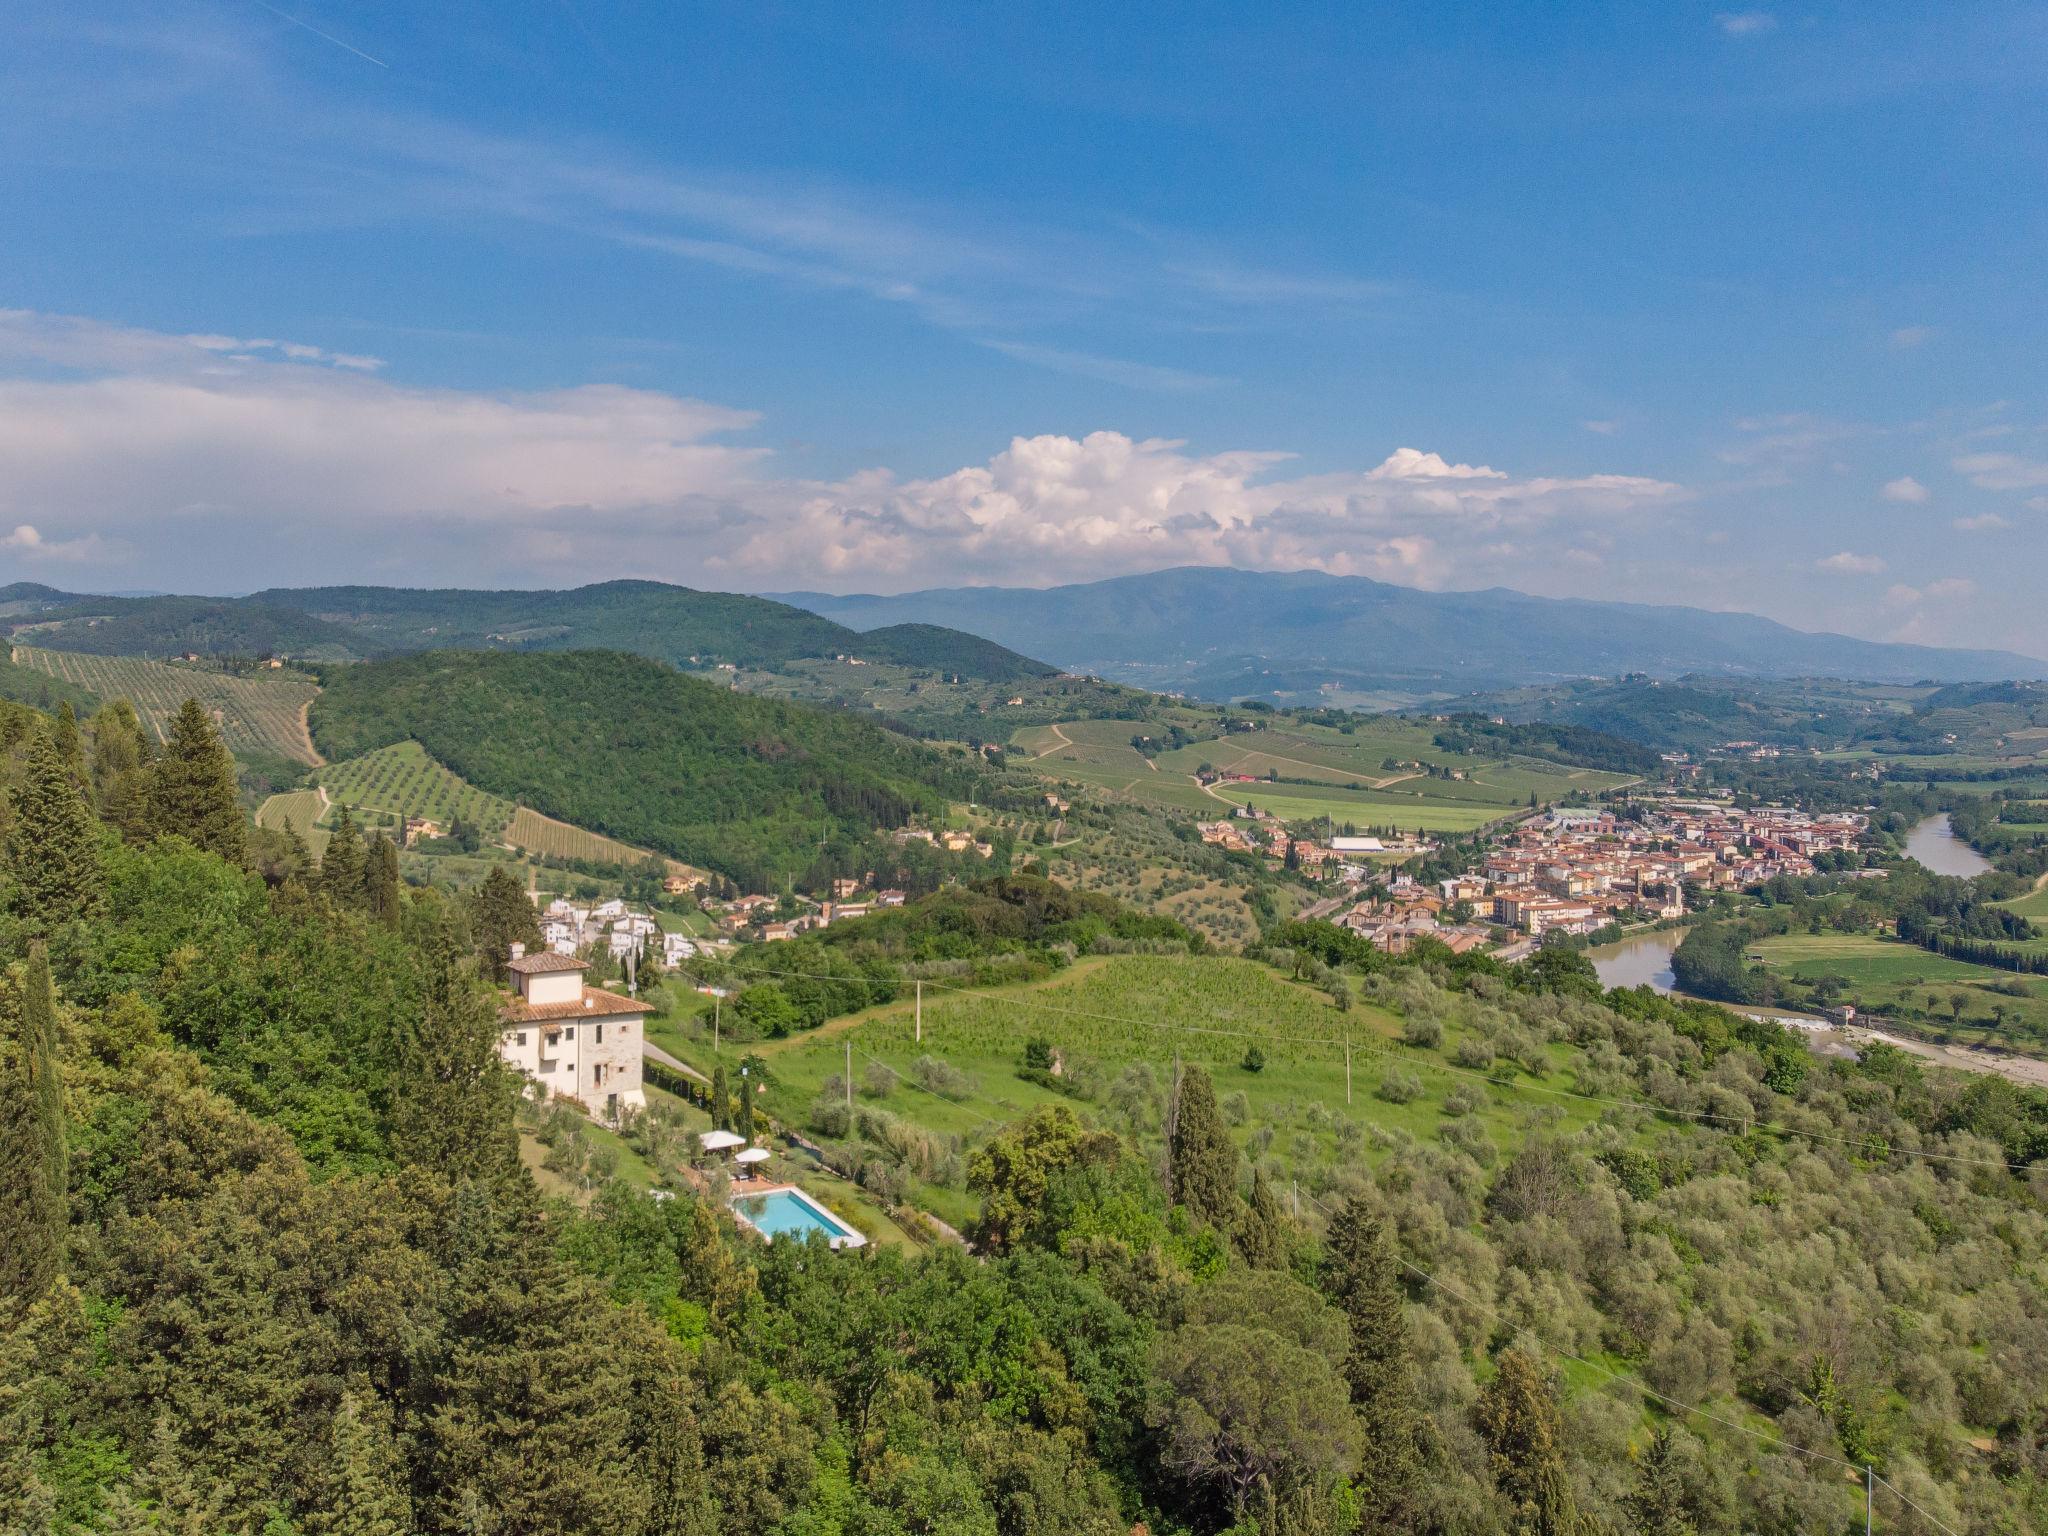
[
  {"left": 308, "top": 648, "right": 990, "bottom": 887},
  {"left": 9, "top": 595, "right": 365, "bottom": 661}
]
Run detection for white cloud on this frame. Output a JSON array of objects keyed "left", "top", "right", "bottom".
[
  {"left": 1926, "top": 577, "right": 1977, "bottom": 600},
  {"left": 1, "top": 523, "right": 113, "bottom": 562},
  {"left": 0, "top": 308, "right": 1683, "bottom": 592},
  {"left": 1581, "top": 419, "right": 1619, "bottom": 435},
  {"left": 1880, "top": 475, "right": 1928, "bottom": 503},
  {"left": 1715, "top": 12, "right": 1778, "bottom": 37},
  {"left": 1954, "top": 512, "right": 2011, "bottom": 532},
  {"left": 1954, "top": 452, "right": 2048, "bottom": 491},
  {"left": 1885, "top": 583, "right": 1922, "bottom": 608},
  {"left": 1888, "top": 326, "right": 1936, "bottom": 350},
  {"left": 1817, "top": 551, "right": 1886, "bottom": 575}
]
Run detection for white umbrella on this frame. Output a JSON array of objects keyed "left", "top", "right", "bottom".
[
  {"left": 733, "top": 1147, "right": 771, "bottom": 1165},
  {"left": 698, "top": 1129, "right": 745, "bottom": 1152}
]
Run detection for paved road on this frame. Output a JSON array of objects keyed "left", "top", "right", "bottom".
[{"left": 645, "top": 1040, "right": 708, "bottom": 1086}]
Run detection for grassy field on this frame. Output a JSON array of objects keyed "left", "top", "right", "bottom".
[
  {"left": 13, "top": 645, "right": 320, "bottom": 765},
  {"left": 253, "top": 787, "right": 330, "bottom": 856},
  {"left": 1996, "top": 877, "right": 2048, "bottom": 921},
  {"left": 1751, "top": 931, "right": 2048, "bottom": 1045},
  {"left": 317, "top": 740, "right": 515, "bottom": 836},
  {"left": 1012, "top": 712, "right": 1630, "bottom": 833},
  {"left": 665, "top": 954, "right": 1610, "bottom": 1228}
]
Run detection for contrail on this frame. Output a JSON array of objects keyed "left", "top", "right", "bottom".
[{"left": 253, "top": 1, "right": 389, "bottom": 68}]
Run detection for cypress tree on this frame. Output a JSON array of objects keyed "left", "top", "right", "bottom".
[
  {"left": 1234, "top": 1165, "right": 1290, "bottom": 1269},
  {"left": 51, "top": 700, "right": 85, "bottom": 785},
  {"left": 1324, "top": 1192, "right": 1417, "bottom": 1522},
  {"left": 148, "top": 698, "right": 246, "bottom": 864},
  {"left": 1474, "top": 1347, "right": 1580, "bottom": 1536},
  {"left": 709, "top": 1062, "right": 731, "bottom": 1133},
  {"left": 310, "top": 1390, "right": 415, "bottom": 1536},
  {"left": 390, "top": 957, "right": 519, "bottom": 1188},
  {"left": 0, "top": 945, "right": 67, "bottom": 1309},
  {"left": 319, "top": 806, "right": 366, "bottom": 904},
  {"left": 4, "top": 730, "right": 105, "bottom": 930},
  {"left": 1167, "top": 1065, "right": 1239, "bottom": 1230},
  {"left": 470, "top": 865, "right": 542, "bottom": 981},
  {"left": 365, "top": 833, "right": 402, "bottom": 926}
]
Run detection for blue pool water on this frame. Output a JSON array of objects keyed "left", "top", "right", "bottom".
[{"left": 732, "top": 1188, "right": 862, "bottom": 1245}]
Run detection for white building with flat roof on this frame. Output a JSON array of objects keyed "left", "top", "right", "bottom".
[{"left": 498, "top": 945, "right": 651, "bottom": 1125}]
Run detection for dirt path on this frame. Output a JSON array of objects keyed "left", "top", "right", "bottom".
[
  {"left": 295, "top": 699, "right": 325, "bottom": 766},
  {"left": 1033, "top": 722, "right": 1074, "bottom": 759}
]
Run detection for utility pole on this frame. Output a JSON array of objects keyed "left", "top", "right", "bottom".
[
  {"left": 915, "top": 978, "right": 923, "bottom": 1044},
  {"left": 845, "top": 1040, "right": 854, "bottom": 1113},
  {"left": 713, "top": 993, "right": 720, "bottom": 1054},
  {"left": 1865, "top": 1466, "right": 1873, "bottom": 1536},
  {"left": 1345, "top": 1035, "right": 1353, "bottom": 1105}
]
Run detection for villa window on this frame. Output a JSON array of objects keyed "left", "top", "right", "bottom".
[
  {"left": 515, "top": 1031, "right": 527, "bottom": 1047},
  {"left": 594, "top": 1023, "right": 604, "bottom": 1044},
  {"left": 562, "top": 1026, "right": 575, "bottom": 1040}
]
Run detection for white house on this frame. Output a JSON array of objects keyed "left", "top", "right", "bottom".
[
  {"left": 662, "top": 932, "right": 697, "bottom": 967},
  {"left": 498, "top": 945, "right": 651, "bottom": 1125}
]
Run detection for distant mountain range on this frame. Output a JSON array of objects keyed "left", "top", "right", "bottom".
[
  {"left": 0, "top": 580, "right": 1054, "bottom": 683},
  {"left": 771, "top": 566, "right": 2047, "bottom": 701}
]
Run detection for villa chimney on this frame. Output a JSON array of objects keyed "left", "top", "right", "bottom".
[{"left": 509, "top": 942, "right": 526, "bottom": 961}]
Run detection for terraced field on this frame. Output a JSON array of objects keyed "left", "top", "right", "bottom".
[
  {"left": 317, "top": 741, "right": 514, "bottom": 837},
  {"left": 12, "top": 646, "right": 320, "bottom": 764}
]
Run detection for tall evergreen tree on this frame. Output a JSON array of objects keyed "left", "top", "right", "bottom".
[
  {"left": 389, "top": 956, "right": 520, "bottom": 1187},
  {"left": 709, "top": 1062, "right": 731, "bottom": 1133},
  {"left": 470, "top": 865, "right": 542, "bottom": 981},
  {"left": 1474, "top": 1347, "right": 1580, "bottom": 1536},
  {"left": 0, "top": 946, "right": 67, "bottom": 1310},
  {"left": 1324, "top": 1192, "right": 1418, "bottom": 1524},
  {"left": 1623, "top": 1428, "right": 1698, "bottom": 1536},
  {"left": 4, "top": 731, "right": 105, "bottom": 930},
  {"left": 1235, "top": 1165, "right": 1291, "bottom": 1269},
  {"left": 148, "top": 698, "right": 246, "bottom": 864},
  {"left": 88, "top": 700, "right": 156, "bottom": 843},
  {"left": 364, "top": 833, "right": 402, "bottom": 926},
  {"left": 50, "top": 700, "right": 85, "bottom": 786},
  {"left": 1167, "top": 1064, "right": 1239, "bottom": 1230},
  {"left": 306, "top": 1389, "right": 415, "bottom": 1536},
  {"left": 319, "top": 806, "right": 366, "bottom": 904}
]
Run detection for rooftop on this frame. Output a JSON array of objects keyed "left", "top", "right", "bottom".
[
  {"left": 507, "top": 951, "right": 585, "bottom": 976},
  {"left": 499, "top": 985, "right": 655, "bottom": 1024}
]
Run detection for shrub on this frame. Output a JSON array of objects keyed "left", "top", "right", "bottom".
[
  {"left": 1376, "top": 1070, "right": 1425, "bottom": 1105},
  {"left": 1403, "top": 1014, "right": 1444, "bottom": 1049},
  {"left": 1241, "top": 1044, "right": 1267, "bottom": 1074},
  {"left": 1452, "top": 1035, "right": 1497, "bottom": 1071},
  {"left": 912, "top": 1054, "right": 975, "bottom": 1101},
  {"left": 861, "top": 1062, "right": 899, "bottom": 1099},
  {"left": 1221, "top": 1089, "right": 1251, "bottom": 1125}
]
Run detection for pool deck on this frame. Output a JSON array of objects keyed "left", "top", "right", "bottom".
[{"left": 728, "top": 1182, "right": 868, "bottom": 1249}]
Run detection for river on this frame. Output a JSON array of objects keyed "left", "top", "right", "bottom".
[
  {"left": 1903, "top": 813, "right": 1993, "bottom": 878},
  {"left": 1586, "top": 929, "right": 1681, "bottom": 993}
]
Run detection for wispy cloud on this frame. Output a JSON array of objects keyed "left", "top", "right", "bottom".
[
  {"left": 1954, "top": 512, "right": 2011, "bottom": 532},
  {"left": 1714, "top": 12, "right": 1779, "bottom": 38},
  {"left": 1817, "top": 550, "right": 1886, "bottom": 575},
  {"left": 975, "top": 340, "right": 1229, "bottom": 393},
  {"left": 1954, "top": 452, "right": 2048, "bottom": 491},
  {"left": 1888, "top": 325, "right": 1937, "bottom": 350}
]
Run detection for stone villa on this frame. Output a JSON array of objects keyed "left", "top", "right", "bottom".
[{"left": 498, "top": 944, "right": 651, "bottom": 1125}]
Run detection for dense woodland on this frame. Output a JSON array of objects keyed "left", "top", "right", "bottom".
[
  {"left": 4, "top": 684, "right": 2048, "bottom": 1533},
  {"left": 309, "top": 650, "right": 1009, "bottom": 891}
]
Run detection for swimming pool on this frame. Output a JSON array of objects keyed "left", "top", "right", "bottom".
[{"left": 729, "top": 1186, "right": 867, "bottom": 1249}]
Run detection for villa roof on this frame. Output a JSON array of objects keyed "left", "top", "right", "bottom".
[
  {"left": 499, "top": 985, "right": 655, "bottom": 1024},
  {"left": 507, "top": 951, "right": 585, "bottom": 975}
]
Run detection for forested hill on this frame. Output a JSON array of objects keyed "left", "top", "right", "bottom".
[
  {"left": 308, "top": 649, "right": 988, "bottom": 886},
  {"left": 4, "top": 594, "right": 366, "bottom": 662}
]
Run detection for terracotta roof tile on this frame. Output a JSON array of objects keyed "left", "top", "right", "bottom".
[{"left": 499, "top": 985, "right": 655, "bottom": 1024}]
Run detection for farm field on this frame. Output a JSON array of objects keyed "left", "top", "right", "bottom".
[
  {"left": 505, "top": 805, "right": 694, "bottom": 877},
  {"left": 317, "top": 740, "right": 515, "bottom": 836},
  {"left": 1012, "top": 712, "right": 1631, "bottom": 833},
  {"left": 1751, "top": 932, "right": 2048, "bottom": 1047},
  {"left": 675, "top": 954, "right": 1611, "bottom": 1227},
  {"left": 1996, "top": 877, "right": 2048, "bottom": 921},
  {"left": 13, "top": 645, "right": 320, "bottom": 765},
  {"left": 253, "top": 788, "right": 330, "bottom": 857}
]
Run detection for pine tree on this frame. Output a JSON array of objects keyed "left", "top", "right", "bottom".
[
  {"left": 470, "top": 865, "right": 542, "bottom": 982},
  {"left": 4, "top": 731, "right": 105, "bottom": 930},
  {"left": 51, "top": 700, "right": 85, "bottom": 785},
  {"left": 1474, "top": 1348, "right": 1580, "bottom": 1536},
  {"left": 1167, "top": 1064, "right": 1239, "bottom": 1230},
  {"left": 390, "top": 956, "right": 519, "bottom": 1188},
  {"left": 148, "top": 698, "right": 245, "bottom": 864},
  {"left": 1234, "top": 1166, "right": 1290, "bottom": 1269},
  {"left": 305, "top": 1389, "right": 415, "bottom": 1536},
  {"left": 319, "top": 807, "right": 365, "bottom": 905},
  {"left": 365, "top": 833, "right": 402, "bottom": 926},
  {"left": 1324, "top": 1192, "right": 1417, "bottom": 1523},
  {"left": 1623, "top": 1428, "right": 1698, "bottom": 1536},
  {"left": 88, "top": 700, "right": 156, "bottom": 843},
  {"left": 0, "top": 947, "right": 67, "bottom": 1310}
]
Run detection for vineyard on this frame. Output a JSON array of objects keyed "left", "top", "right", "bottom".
[
  {"left": 316, "top": 741, "right": 514, "bottom": 837},
  {"left": 12, "top": 645, "right": 320, "bottom": 765},
  {"left": 253, "top": 788, "right": 329, "bottom": 856},
  {"left": 504, "top": 806, "right": 692, "bottom": 875}
]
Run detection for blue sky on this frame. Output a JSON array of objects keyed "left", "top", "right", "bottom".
[{"left": 1, "top": 2, "right": 2045, "bottom": 655}]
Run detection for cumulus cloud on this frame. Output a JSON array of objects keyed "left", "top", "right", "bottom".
[
  {"left": 1880, "top": 475, "right": 1928, "bottom": 503},
  {"left": 1, "top": 523, "right": 114, "bottom": 562},
  {"left": 1954, "top": 512, "right": 2011, "bottom": 532},
  {"left": 1715, "top": 11, "right": 1778, "bottom": 37},
  {"left": 0, "top": 309, "right": 1684, "bottom": 593},
  {"left": 1817, "top": 551, "right": 1886, "bottom": 575}
]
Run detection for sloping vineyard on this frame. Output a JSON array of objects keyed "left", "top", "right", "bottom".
[{"left": 13, "top": 645, "right": 321, "bottom": 764}]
